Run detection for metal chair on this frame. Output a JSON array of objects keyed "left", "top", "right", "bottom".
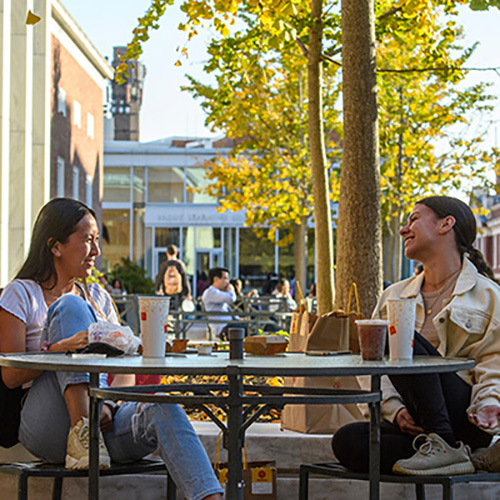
[
  {"left": 299, "top": 461, "right": 500, "bottom": 500},
  {"left": 0, "top": 458, "right": 176, "bottom": 500}
]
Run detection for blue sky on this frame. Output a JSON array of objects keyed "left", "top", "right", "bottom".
[{"left": 60, "top": 0, "right": 500, "bottom": 146}]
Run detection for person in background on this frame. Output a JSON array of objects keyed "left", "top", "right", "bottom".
[
  {"left": 272, "top": 279, "right": 297, "bottom": 311},
  {"left": 197, "top": 272, "right": 210, "bottom": 297},
  {"left": 110, "top": 278, "right": 126, "bottom": 296},
  {"left": 333, "top": 196, "right": 500, "bottom": 477},
  {"left": 306, "top": 283, "right": 317, "bottom": 314},
  {"left": 0, "top": 198, "right": 223, "bottom": 500},
  {"left": 157, "top": 260, "right": 191, "bottom": 310},
  {"left": 414, "top": 262, "right": 424, "bottom": 276},
  {"left": 201, "top": 267, "right": 236, "bottom": 339},
  {"left": 155, "top": 244, "right": 191, "bottom": 298},
  {"left": 289, "top": 271, "right": 297, "bottom": 299},
  {"left": 98, "top": 274, "right": 112, "bottom": 293},
  {"left": 262, "top": 272, "right": 279, "bottom": 295}
]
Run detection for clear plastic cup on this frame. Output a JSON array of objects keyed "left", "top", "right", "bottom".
[{"left": 355, "top": 320, "right": 389, "bottom": 361}]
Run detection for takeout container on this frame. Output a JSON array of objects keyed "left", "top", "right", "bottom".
[
  {"left": 165, "top": 339, "right": 189, "bottom": 353},
  {"left": 244, "top": 335, "right": 288, "bottom": 356},
  {"left": 197, "top": 344, "right": 213, "bottom": 355}
]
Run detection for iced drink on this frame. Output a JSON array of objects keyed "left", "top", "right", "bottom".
[
  {"left": 355, "top": 320, "right": 389, "bottom": 361},
  {"left": 138, "top": 296, "right": 170, "bottom": 358},
  {"left": 387, "top": 299, "right": 417, "bottom": 360}
]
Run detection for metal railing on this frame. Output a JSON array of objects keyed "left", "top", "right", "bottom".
[{"left": 110, "top": 294, "right": 293, "bottom": 339}]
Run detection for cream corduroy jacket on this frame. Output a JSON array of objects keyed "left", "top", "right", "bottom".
[{"left": 373, "top": 257, "right": 500, "bottom": 431}]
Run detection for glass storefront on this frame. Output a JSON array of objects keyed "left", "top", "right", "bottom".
[
  {"left": 238, "top": 228, "right": 276, "bottom": 291},
  {"left": 186, "top": 167, "right": 217, "bottom": 203},
  {"left": 102, "top": 209, "right": 130, "bottom": 270},
  {"left": 103, "top": 167, "right": 130, "bottom": 202},
  {"left": 148, "top": 167, "right": 184, "bottom": 203},
  {"left": 102, "top": 145, "right": 332, "bottom": 294}
]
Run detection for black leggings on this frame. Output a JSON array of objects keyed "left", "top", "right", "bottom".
[{"left": 332, "top": 333, "right": 492, "bottom": 474}]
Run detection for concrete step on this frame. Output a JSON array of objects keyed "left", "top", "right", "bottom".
[{"left": 1, "top": 423, "right": 500, "bottom": 499}]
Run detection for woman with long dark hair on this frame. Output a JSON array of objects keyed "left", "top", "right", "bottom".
[
  {"left": 333, "top": 196, "right": 500, "bottom": 476},
  {"left": 0, "top": 198, "right": 222, "bottom": 500}
]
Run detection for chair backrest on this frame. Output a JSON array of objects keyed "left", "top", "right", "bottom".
[{"left": 112, "top": 295, "right": 139, "bottom": 333}]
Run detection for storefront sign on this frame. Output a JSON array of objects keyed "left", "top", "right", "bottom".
[{"left": 145, "top": 205, "right": 247, "bottom": 226}]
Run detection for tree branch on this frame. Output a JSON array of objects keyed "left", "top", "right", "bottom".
[{"left": 378, "top": 66, "right": 500, "bottom": 74}]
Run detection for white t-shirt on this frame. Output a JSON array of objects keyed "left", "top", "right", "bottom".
[{"left": 0, "top": 279, "right": 119, "bottom": 352}]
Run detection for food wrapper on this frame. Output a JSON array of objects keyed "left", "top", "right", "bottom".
[
  {"left": 244, "top": 335, "right": 288, "bottom": 355},
  {"left": 88, "top": 321, "right": 141, "bottom": 355}
]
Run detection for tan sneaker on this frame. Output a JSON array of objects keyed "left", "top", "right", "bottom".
[
  {"left": 393, "top": 433, "right": 474, "bottom": 476},
  {"left": 65, "top": 417, "right": 111, "bottom": 470},
  {"left": 472, "top": 440, "right": 500, "bottom": 472}
]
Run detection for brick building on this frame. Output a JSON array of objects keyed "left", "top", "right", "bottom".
[
  {"left": 474, "top": 191, "right": 500, "bottom": 278},
  {"left": 0, "top": 0, "right": 112, "bottom": 285},
  {"left": 50, "top": 0, "right": 113, "bottom": 223}
]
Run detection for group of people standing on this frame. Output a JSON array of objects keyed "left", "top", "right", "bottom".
[{"left": 2, "top": 193, "right": 500, "bottom": 500}]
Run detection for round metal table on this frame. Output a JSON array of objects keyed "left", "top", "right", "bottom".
[{"left": 0, "top": 352, "right": 474, "bottom": 500}]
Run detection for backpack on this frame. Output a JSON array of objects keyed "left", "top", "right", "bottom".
[
  {"left": 0, "top": 376, "right": 24, "bottom": 448},
  {"left": 163, "top": 265, "right": 183, "bottom": 296}
]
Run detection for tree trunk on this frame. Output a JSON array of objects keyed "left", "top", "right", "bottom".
[
  {"left": 392, "top": 212, "right": 402, "bottom": 282},
  {"left": 293, "top": 218, "right": 308, "bottom": 300},
  {"left": 308, "top": 0, "right": 335, "bottom": 315},
  {"left": 336, "top": 0, "right": 382, "bottom": 316}
]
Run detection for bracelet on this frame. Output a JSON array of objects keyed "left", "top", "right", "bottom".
[{"left": 40, "top": 341, "right": 52, "bottom": 352}]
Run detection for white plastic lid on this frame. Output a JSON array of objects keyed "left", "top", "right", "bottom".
[{"left": 355, "top": 319, "right": 389, "bottom": 325}]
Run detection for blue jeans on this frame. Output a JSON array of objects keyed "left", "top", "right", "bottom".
[{"left": 19, "top": 295, "right": 223, "bottom": 500}]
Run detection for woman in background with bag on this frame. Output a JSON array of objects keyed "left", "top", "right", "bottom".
[
  {"left": 333, "top": 196, "right": 500, "bottom": 477},
  {"left": 0, "top": 198, "right": 222, "bottom": 500}
]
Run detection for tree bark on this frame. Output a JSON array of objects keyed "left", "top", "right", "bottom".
[
  {"left": 308, "top": 0, "right": 335, "bottom": 315},
  {"left": 293, "top": 218, "right": 308, "bottom": 300},
  {"left": 336, "top": 0, "right": 382, "bottom": 316}
]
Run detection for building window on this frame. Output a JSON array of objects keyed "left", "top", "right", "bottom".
[
  {"left": 57, "top": 157, "right": 65, "bottom": 197},
  {"left": 103, "top": 167, "right": 131, "bottom": 202},
  {"left": 86, "top": 174, "right": 93, "bottom": 208},
  {"left": 132, "top": 167, "right": 145, "bottom": 203},
  {"left": 102, "top": 209, "right": 131, "bottom": 271},
  {"left": 72, "top": 167, "right": 80, "bottom": 200},
  {"left": 186, "top": 167, "right": 217, "bottom": 203},
  {"left": 147, "top": 167, "right": 184, "bottom": 203},
  {"left": 73, "top": 100, "right": 81, "bottom": 128},
  {"left": 87, "top": 113, "right": 94, "bottom": 139},
  {"left": 239, "top": 228, "right": 276, "bottom": 289},
  {"left": 57, "top": 87, "right": 67, "bottom": 116}
]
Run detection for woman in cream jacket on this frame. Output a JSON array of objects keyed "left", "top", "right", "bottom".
[{"left": 333, "top": 196, "right": 500, "bottom": 476}]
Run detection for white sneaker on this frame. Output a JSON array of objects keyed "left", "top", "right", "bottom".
[
  {"left": 65, "top": 417, "right": 111, "bottom": 470},
  {"left": 393, "top": 433, "right": 475, "bottom": 476}
]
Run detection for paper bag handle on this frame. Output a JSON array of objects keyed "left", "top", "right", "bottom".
[
  {"left": 346, "top": 283, "right": 360, "bottom": 316},
  {"left": 296, "top": 281, "right": 307, "bottom": 309},
  {"left": 213, "top": 431, "right": 249, "bottom": 471},
  {"left": 214, "top": 431, "right": 223, "bottom": 469}
]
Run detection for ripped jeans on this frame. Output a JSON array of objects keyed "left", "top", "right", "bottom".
[{"left": 19, "top": 295, "right": 223, "bottom": 500}]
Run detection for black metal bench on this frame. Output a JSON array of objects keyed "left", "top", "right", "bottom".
[
  {"left": 0, "top": 458, "right": 176, "bottom": 500},
  {"left": 299, "top": 462, "right": 500, "bottom": 500}
]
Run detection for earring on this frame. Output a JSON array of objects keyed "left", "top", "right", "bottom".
[{"left": 54, "top": 251, "right": 61, "bottom": 257}]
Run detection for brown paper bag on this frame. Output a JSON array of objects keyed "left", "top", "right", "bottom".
[
  {"left": 288, "top": 282, "right": 318, "bottom": 352},
  {"left": 281, "top": 376, "right": 364, "bottom": 434},
  {"left": 282, "top": 283, "right": 365, "bottom": 433},
  {"left": 289, "top": 282, "right": 306, "bottom": 336},
  {"left": 306, "top": 311, "right": 349, "bottom": 352},
  {"left": 214, "top": 436, "right": 277, "bottom": 499}
]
